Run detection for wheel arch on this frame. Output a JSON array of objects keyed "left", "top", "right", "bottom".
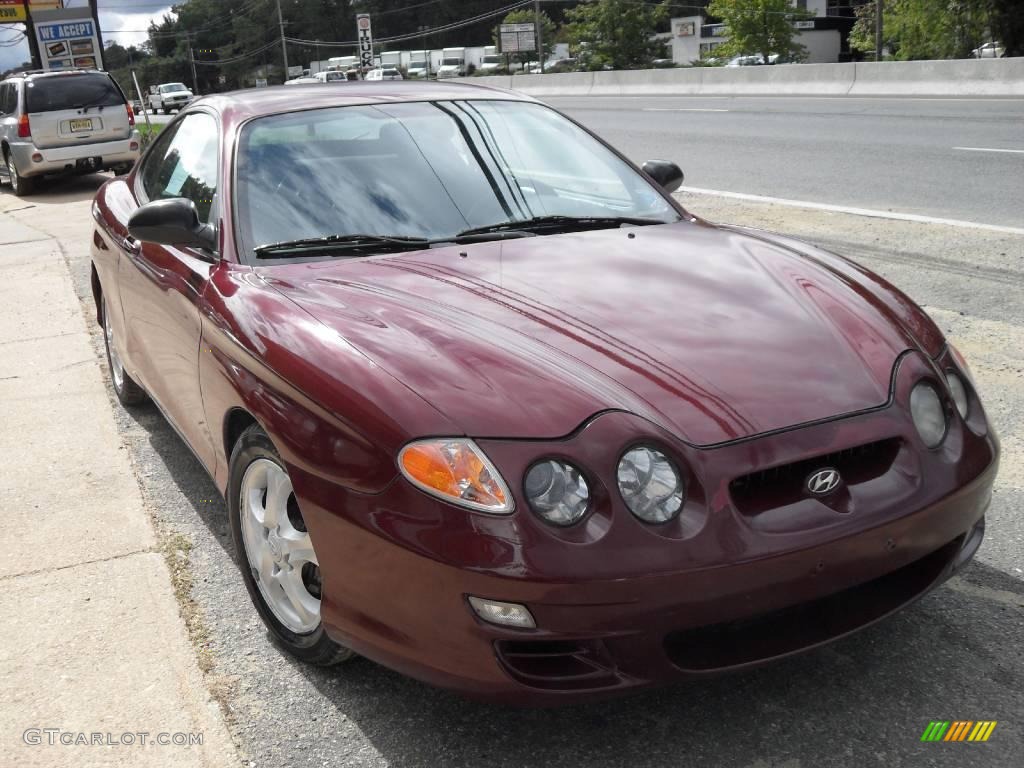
[
  {"left": 223, "top": 407, "right": 260, "bottom": 464},
  {"left": 90, "top": 263, "right": 103, "bottom": 326}
]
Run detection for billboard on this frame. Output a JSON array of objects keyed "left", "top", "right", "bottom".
[
  {"left": 32, "top": 7, "right": 103, "bottom": 70},
  {"left": 499, "top": 23, "right": 535, "bottom": 54},
  {"left": 356, "top": 14, "right": 373, "bottom": 69},
  {"left": 0, "top": 0, "right": 26, "bottom": 24}
]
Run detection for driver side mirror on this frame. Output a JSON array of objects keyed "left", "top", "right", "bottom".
[
  {"left": 642, "top": 160, "right": 684, "bottom": 194},
  {"left": 128, "top": 198, "right": 217, "bottom": 253}
]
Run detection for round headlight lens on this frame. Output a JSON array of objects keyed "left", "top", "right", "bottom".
[
  {"left": 945, "top": 372, "right": 969, "bottom": 419},
  {"left": 524, "top": 460, "right": 590, "bottom": 526},
  {"left": 910, "top": 382, "right": 947, "bottom": 448},
  {"left": 617, "top": 447, "right": 685, "bottom": 523}
]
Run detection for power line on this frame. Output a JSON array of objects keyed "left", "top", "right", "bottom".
[{"left": 284, "top": 0, "right": 533, "bottom": 48}]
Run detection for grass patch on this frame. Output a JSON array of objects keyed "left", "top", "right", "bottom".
[{"left": 137, "top": 122, "right": 164, "bottom": 147}]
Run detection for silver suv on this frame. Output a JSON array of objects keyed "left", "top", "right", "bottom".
[{"left": 0, "top": 69, "right": 140, "bottom": 196}]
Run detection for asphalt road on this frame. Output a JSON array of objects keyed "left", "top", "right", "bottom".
[{"left": 545, "top": 95, "right": 1024, "bottom": 228}]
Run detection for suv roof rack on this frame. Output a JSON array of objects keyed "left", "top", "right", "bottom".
[{"left": 4, "top": 68, "right": 105, "bottom": 80}]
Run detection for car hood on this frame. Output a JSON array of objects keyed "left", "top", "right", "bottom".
[{"left": 262, "top": 222, "right": 919, "bottom": 445}]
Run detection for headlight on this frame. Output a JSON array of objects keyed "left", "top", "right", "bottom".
[
  {"left": 398, "top": 438, "right": 513, "bottom": 513},
  {"left": 617, "top": 446, "right": 685, "bottom": 523},
  {"left": 945, "top": 372, "right": 969, "bottom": 419},
  {"left": 524, "top": 460, "right": 590, "bottom": 526},
  {"left": 910, "top": 382, "right": 947, "bottom": 448}
]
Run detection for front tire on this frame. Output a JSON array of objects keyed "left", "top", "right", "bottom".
[
  {"left": 101, "top": 296, "right": 147, "bottom": 406},
  {"left": 229, "top": 424, "right": 355, "bottom": 666}
]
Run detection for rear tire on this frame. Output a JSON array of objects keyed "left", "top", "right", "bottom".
[
  {"left": 6, "top": 152, "right": 35, "bottom": 197},
  {"left": 229, "top": 424, "right": 355, "bottom": 666},
  {"left": 101, "top": 296, "right": 147, "bottom": 406}
]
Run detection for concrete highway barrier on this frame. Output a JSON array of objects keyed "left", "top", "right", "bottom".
[{"left": 459, "top": 58, "right": 1024, "bottom": 98}]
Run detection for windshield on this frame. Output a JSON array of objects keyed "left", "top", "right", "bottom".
[
  {"left": 442, "top": 58, "right": 461, "bottom": 66},
  {"left": 235, "top": 100, "right": 678, "bottom": 263},
  {"left": 26, "top": 74, "right": 123, "bottom": 113},
  {"left": 161, "top": 83, "right": 188, "bottom": 92},
  {"left": 483, "top": 56, "right": 501, "bottom": 63}
]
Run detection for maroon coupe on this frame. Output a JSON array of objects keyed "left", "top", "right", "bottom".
[{"left": 90, "top": 82, "right": 998, "bottom": 704}]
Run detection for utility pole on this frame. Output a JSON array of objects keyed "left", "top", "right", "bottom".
[
  {"left": 534, "top": 0, "right": 544, "bottom": 73},
  {"left": 276, "top": 0, "right": 289, "bottom": 78},
  {"left": 188, "top": 37, "right": 199, "bottom": 94},
  {"left": 875, "top": 0, "right": 884, "bottom": 62}
]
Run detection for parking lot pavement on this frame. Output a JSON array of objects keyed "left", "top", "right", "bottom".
[{"left": 2, "top": 173, "right": 1021, "bottom": 768}]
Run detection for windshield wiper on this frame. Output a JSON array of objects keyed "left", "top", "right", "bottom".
[
  {"left": 254, "top": 234, "right": 435, "bottom": 259},
  {"left": 456, "top": 215, "right": 665, "bottom": 239}
]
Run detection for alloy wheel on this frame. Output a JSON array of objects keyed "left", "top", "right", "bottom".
[{"left": 239, "top": 458, "right": 322, "bottom": 634}]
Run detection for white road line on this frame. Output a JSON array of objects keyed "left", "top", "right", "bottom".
[
  {"left": 953, "top": 146, "right": 1024, "bottom": 154},
  {"left": 642, "top": 108, "right": 730, "bottom": 112},
  {"left": 678, "top": 186, "right": 1024, "bottom": 236}
]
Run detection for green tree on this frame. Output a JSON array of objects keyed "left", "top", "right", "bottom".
[
  {"left": 493, "top": 9, "right": 557, "bottom": 67},
  {"left": 851, "top": 1, "right": 1009, "bottom": 60},
  {"left": 564, "top": 0, "right": 670, "bottom": 70},
  {"left": 706, "top": 0, "right": 812, "bottom": 63}
]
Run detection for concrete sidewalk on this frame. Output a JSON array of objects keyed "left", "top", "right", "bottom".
[{"left": 0, "top": 193, "right": 237, "bottom": 767}]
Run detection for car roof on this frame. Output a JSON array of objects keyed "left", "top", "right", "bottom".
[{"left": 194, "top": 81, "right": 531, "bottom": 123}]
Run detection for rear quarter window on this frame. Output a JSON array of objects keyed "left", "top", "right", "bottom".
[{"left": 26, "top": 74, "right": 123, "bottom": 113}]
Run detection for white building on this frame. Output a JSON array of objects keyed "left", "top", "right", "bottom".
[{"left": 669, "top": 2, "right": 865, "bottom": 65}]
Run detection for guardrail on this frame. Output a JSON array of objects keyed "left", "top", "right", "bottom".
[{"left": 456, "top": 59, "right": 1024, "bottom": 98}]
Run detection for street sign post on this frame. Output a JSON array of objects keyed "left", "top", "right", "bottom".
[
  {"left": 499, "top": 22, "right": 535, "bottom": 54},
  {"left": 357, "top": 14, "right": 374, "bottom": 69}
]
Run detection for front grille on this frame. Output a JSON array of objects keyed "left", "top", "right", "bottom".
[
  {"left": 495, "top": 639, "right": 619, "bottom": 691},
  {"left": 730, "top": 437, "right": 901, "bottom": 514},
  {"left": 664, "top": 536, "right": 960, "bottom": 671}
]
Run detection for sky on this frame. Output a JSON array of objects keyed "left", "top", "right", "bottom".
[{"left": 1, "top": 1, "right": 175, "bottom": 72}]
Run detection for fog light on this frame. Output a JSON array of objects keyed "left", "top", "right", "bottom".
[
  {"left": 31, "top": 153, "right": 43, "bottom": 163},
  {"left": 467, "top": 596, "right": 535, "bottom": 629}
]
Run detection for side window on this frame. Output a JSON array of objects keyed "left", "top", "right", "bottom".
[
  {"left": 139, "top": 112, "right": 218, "bottom": 223},
  {"left": 0, "top": 84, "right": 13, "bottom": 115}
]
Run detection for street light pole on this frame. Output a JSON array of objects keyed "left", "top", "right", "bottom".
[
  {"left": 276, "top": 0, "right": 289, "bottom": 78},
  {"left": 534, "top": 0, "right": 544, "bottom": 73}
]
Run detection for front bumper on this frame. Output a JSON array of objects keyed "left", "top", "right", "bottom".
[
  {"left": 291, "top": 356, "right": 998, "bottom": 704},
  {"left": 9, "top": 134, "right": 140, "bottom": 178}
]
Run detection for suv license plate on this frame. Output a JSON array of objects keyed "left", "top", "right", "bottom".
[{"left": 70, "top": 118, "right": 93, "bottom": 132}]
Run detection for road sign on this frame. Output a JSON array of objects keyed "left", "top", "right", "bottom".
[
  {"left": 287, "top": 65, "right": 303, "bottom": 77},
  {"left": 356, "top": 13, "right": 374, "bottom": 69},
  {"left": 255, "top": 78, "right": 268, "bottom": 88},
  {"left": 499, "top": 22, "right": 535, "bottom": 54}
]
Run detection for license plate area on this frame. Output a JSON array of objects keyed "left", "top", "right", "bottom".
[{"left": 69, "top": 118, "right": 93, "bottom": 132}]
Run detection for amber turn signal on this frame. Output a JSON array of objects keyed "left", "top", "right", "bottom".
[{"left": 398, "top": 439, "right": 513, "bottom": 513}]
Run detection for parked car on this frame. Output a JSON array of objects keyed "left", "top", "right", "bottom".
[
  {"left": 971, "top": 41, "right": 1005, "bottom": 58},
  {"left": 89, "top": 83, "right": 997, "bottom": 705},
  {"left": 149, "top": 82, "right": 194, "bottom": 114},
  {"left": 284, "top": 76, "right": 320, "bottom": 86},
  {"left": 0, "top": 69, "right": 140, "bottom": 196},
  {"left": 725, "top": 54, "right": 779, "bottom": 67},
  {"left": 365, "top": 68, "right": 403, "bottom": 81},
  {"left": 313, "top": 70, "right": 349, "bottom": 83}
]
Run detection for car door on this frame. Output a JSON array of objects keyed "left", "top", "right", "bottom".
[{"left": 117, "top": 110, "right": 220, "bottom": 470}]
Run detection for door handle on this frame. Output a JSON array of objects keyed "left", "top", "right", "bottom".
[{"left": 122, "top": 236, "right": 141, "bottom": 255}]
